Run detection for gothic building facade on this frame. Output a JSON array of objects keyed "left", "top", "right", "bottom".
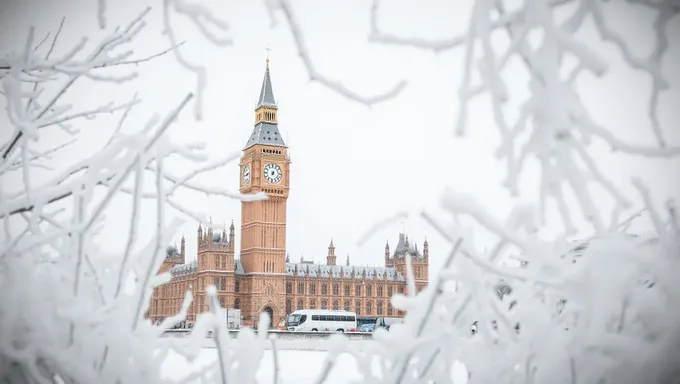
[{"left": 147, "top": 58, "right": 430, "bottom": 328}]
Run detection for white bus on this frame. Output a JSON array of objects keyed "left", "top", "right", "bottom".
[{"left": 286, "top": 309, "right": 357, "bottom": 332}]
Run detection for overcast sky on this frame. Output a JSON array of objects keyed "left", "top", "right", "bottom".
[{"left": 2, "top": 0, "right": 679, "bottom": 278}]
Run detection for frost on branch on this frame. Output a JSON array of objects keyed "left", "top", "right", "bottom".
[
  {"left": 362, "top": 1, "right": 680, "bottom": 383},
  {"left": 0, "top": 10, "right": 267, "bottom": 384}
]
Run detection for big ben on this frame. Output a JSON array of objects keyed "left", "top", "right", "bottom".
[{"left": 238, "top": 55, "right": 290, "bottom": 326}]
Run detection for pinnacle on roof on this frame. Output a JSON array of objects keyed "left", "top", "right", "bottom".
[
  {"left": 329, "top": 238, "right": 335, "bottom": 248},
  {"left": 256, "top": 61, "right": 277, "bottom": 109}
]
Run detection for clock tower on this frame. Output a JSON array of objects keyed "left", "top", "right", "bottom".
[{"left": 238, "top": 56, "right": 290, "bottom": 326}]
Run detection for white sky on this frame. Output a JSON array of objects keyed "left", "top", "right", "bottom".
[{"left": 2, "top": 0, "right": 679, "bottom": 279}]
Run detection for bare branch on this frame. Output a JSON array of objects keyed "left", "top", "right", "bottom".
[
  {"left": 162, "top": 0, "right": 231, "bottom": 120},
  {"left": 98, "top": 0, "right": 107, "bottom": 29},
  {"left": 274, "top": 0, "right": 407, "bottom": 106}
]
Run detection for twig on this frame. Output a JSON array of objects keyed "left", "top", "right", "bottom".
[
  {"left": 391, "top": 238, "right": 463, "bottom": 384},
  {"left": 129, "top": 93, "right": 194, "bottom": 329},
  {"left": 2, "top": 8, "right": 151, "bottom": 160},
  {"left": 271, "top": 338, "right": 279, "bottom": 384},
  {"left": 276, "top": 0, "right": 407, "bottom": 106}
]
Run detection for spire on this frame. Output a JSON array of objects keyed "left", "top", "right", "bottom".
[
  {"left": 346, "top": 254, "right": 350, "bottom": 266},
  {"left": 245, "top": 56, "right": 286, "bottom": 150},
  {"left": 257, "top": 49, "right": 276, "bottom": 109},
  {"left": 286, "top": 252, "right": 290, "bottom": 263}
]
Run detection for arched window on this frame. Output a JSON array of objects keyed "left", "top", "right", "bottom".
[
  {"left": 298, "top": 282, "right": 304, "bottom": 294},
  {"left": 355, "top": 284, "right": 362, "bottom": 296},
  {"left": 366, "top": 285, "right": 373, "bottom": 296},
  {"left": 286, "top": 299, "right": 292, "bottom": 314},
  {"left": 355, "top": 300, "right": 361, "bottom": 315},
  {"left": 377, "top": 301, "right": 383, "bottom": 315},
  {"left": 332, "top": 300, "right": 339, "bottom": 310},
  {"left": 388, "top": 304, "right": 393, "bottom": 316},
  {"left": 310, "top": 299, "right": 317, "bottom": 309},
  {"left": 310, "top": 283, "right": 316, "bottom": 294},
  {"left": 220, "top": 277, "right": 226, "bottom": 291},
  {"left": 344, "top": 300, "right": 350, "bottom": 311},
  {"left": 333, "top": 284, "right": 339, "bottom": 296},
  {"left": 286, "top": 282, "right": 292, "bottom": 294},
  {"left": 297, "top": 299, "right": 304, "bottom": 310},
  {"left": 321, "top": 284, "right": 327, "bottom": 295},
  {"left": 235, "top": 280, "right": 240, "bottom": 293},
  {"left": 377, "top": 286, "right": 383, "bottom": 297},
  {"left": 366, "top": 301, "right": 372, "bottom": 315},
  {"left": 344, "top": 285, "right": 350, "bottom": 295},
  {"left": 234, "top": 298, "right": 240, "bottom": 309},
  {"left": 321, "top": 300, "right": 327, "bottom": 309}
]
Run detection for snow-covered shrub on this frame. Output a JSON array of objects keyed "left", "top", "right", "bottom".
[
  {"left": 360, "top": 1, "right": 680, "bottom": 383},
  {"left": 0, "top": 4, "right": 273, "bottom": 384}
]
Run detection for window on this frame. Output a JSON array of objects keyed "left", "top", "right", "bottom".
[
  {"left": 298, "top": 282, "right": 304, "bottom": 294},
  {"left": 344, "top": 285, "right": 350, "bottom": 295},
  {"left": 367, "top": 285, "right": 372, "bottom": 296},
  {"left": 333, "top": 284, "right": 339, "bottom": 296},
  {"left": 322, "top": 284, "right": 327, "bottom": 295},
  {"left": 321, "top": 300, "right": 327, "bottom": 309},
  {"left": 366, "top": 301, "right": 372, "bottom": 315},
  {"left": 332, "top": 300, "right": 339, "bottom": 310},
  {"left": 377, "top": 302, "right": 384, "bottom": 315},
  {"left": 344, "top": 300, "right": 350, "bottom": 311},
  {"left": 310, "top": 299, "right": 317, "bottom": 309},
  {"left": 219, "top": 296, "right": 225, "bottom": 308},
  {"left": 286, "top": 299, "right": 292, "bottom": 314},
  {"left": 297, "top": 299, "right": 304, "bottom": 310},
  {"left": 235, "top": 280, "right": 240, "bottom": 293},
  {"left": 286, "top": 282, "right": 292, "bottom": 294},
  {"left": 310, "top": 283, "right": 316, "bottom": 294},
  {"left": 355, "top": 284, "right": 362, "bottom": 296},
  {"left": 388, "top": 286, "right": 393, "bottom": 296},
  {"left": 234, "top": 298, "right": 240, "bottom": 309},
  {"left": 377, "top": 286, "right": 383, "bottom": 297},
  {"left": 388, "top": 305, "right": 393, "bottom": 316},
  {"left": 399, "top": 286, "right": 404, "bottom": 294},
  {"left": 355, "top": 300, "right": 361, "bottom": 315}
]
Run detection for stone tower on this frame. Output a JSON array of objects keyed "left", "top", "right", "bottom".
[
  {"left": 327, "top": 238, "right": 336, "bottom": 266},
  {"left": 238, "top": 56, "right": 291, "bottom": 326},
  {"left": 388, "top": 233, "right": 429, "bottom": 295}
]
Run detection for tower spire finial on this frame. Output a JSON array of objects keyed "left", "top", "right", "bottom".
[{"left": 265, "top": 42, "right": 272, "bottom": 65}]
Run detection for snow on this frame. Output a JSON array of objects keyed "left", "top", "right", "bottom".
[{"left": 161, "top": 347, "right": 469, "bottom": 384}]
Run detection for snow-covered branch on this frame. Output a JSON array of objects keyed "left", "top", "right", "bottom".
[{"left": 0, "top": 7, "right": 270, "bottom": 384}]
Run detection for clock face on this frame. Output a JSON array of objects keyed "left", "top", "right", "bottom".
[
  {"left": 263, "top": 163, "right": 282, "bottom": 184},
  {"left": 242, "top": 164, "right": 251, "bottom": 185}
]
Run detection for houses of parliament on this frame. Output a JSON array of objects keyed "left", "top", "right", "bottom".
[{"left": 146, "top": 56, "right": 430, "bottom": 328}]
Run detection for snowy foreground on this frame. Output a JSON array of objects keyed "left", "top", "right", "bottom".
[{"left": 161, "top": 345, "right": 468, "bottom": 383}]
